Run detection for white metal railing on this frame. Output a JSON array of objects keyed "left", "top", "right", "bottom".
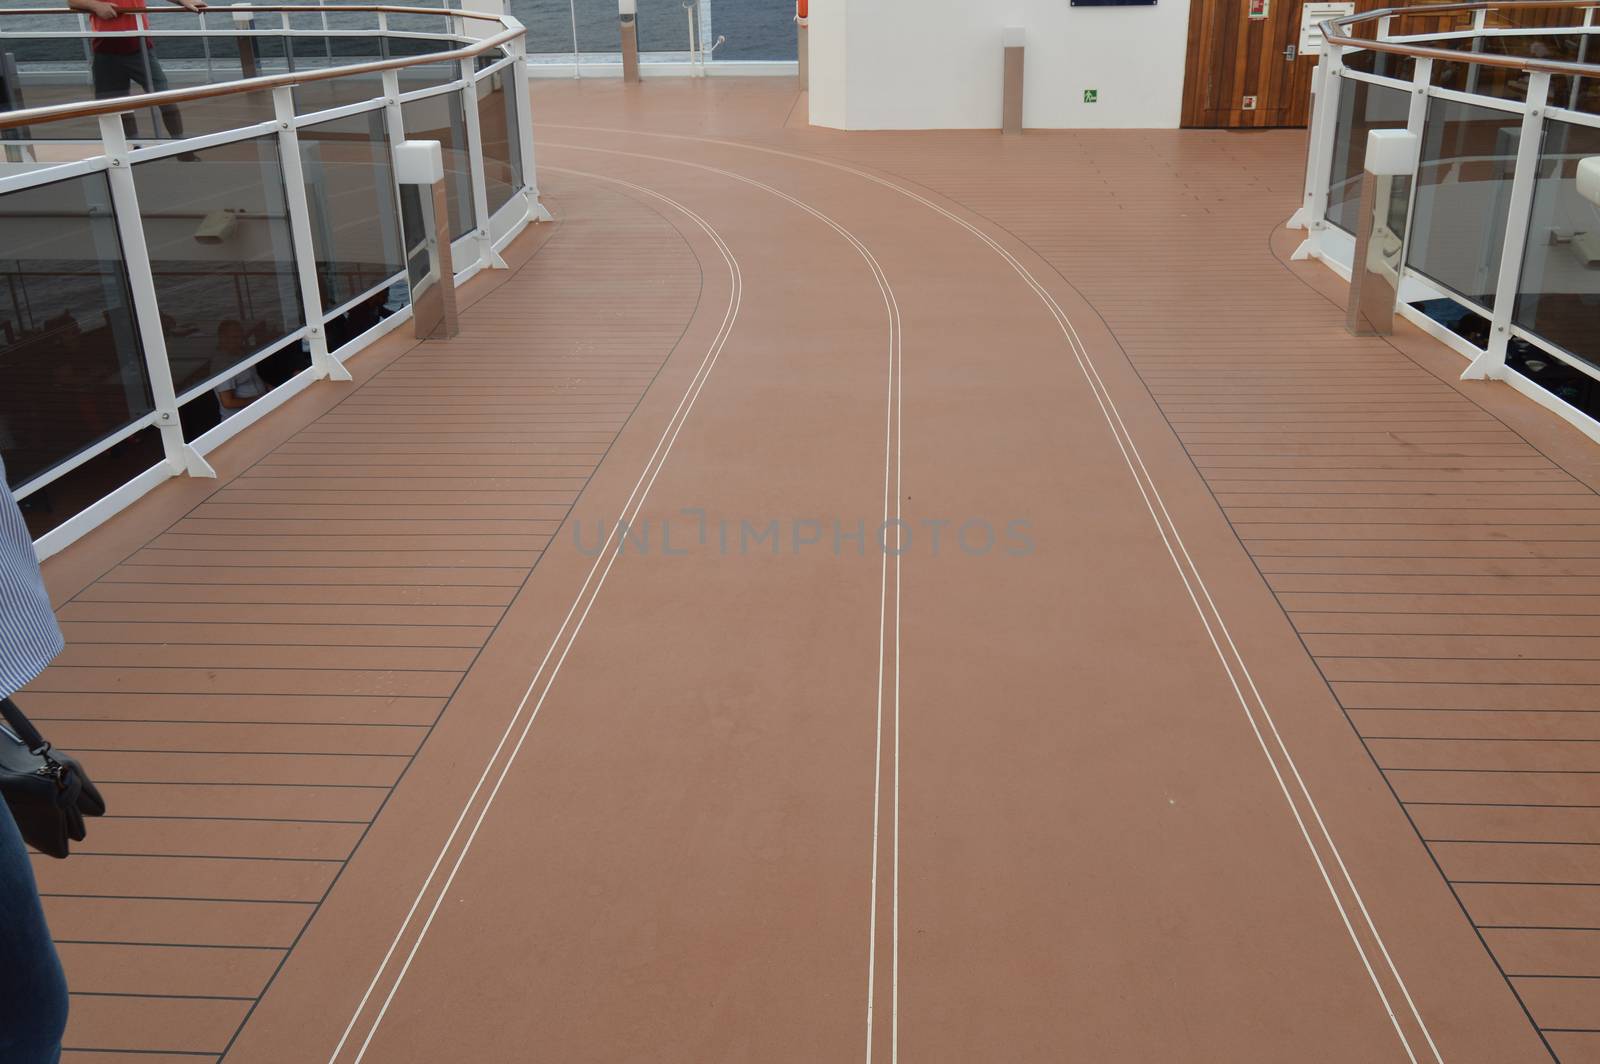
[
  {"left": 0, "top": 4, "right": 545, "bottom": 556},
  {"left": 1292, "top": 1, "right": 1600, "bottom": 441}
]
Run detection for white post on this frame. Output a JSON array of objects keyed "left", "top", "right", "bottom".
[
  {"left": 272, "top": 86, "right": 352, "bottom": 382},
  {"left": 569, "top": 0, "right": 580, "bottom": 78},
  {"left": 509, "top": 24, "right": 552, "bottom": 222},
  {"left": 1305, "top": 49, "right": 1345, "bottom": 233},
  {"left": 459, "top": 57, "right": 503, "bottom": 270},
  {"left": 1397, "top": 56, "right": 1432, "bottom": 255},
  {"left": 97, "top": 114, "right": 215, "bottom": 479},
  {"left": 1463, "top": 71, "right": 1550, "bottom": 381}
]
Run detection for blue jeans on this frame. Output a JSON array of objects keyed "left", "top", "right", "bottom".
[{"left": 0, "top": 799, "right": 67, "bottom": 1063}]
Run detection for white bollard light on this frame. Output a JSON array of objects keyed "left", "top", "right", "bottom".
[
  {"left": 1365, "top": 128, "right": 1420, "bottom": 177},
  {"left": 395, "top": 140, "right": 458, "bottom": 340},
  {"left": 1346, "top": 128, "right": 1420, "bottom": 336},
  {"left": 1578, "top": 157, "right": 1600, "bottom": 207}
]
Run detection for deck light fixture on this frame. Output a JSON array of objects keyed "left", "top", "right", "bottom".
[
  {"left": 1579, "top": 157, "right": 1600, "bottom": 208},
  {"left": 1346, "top": 128, "right": 1419, "bottom": 337}
]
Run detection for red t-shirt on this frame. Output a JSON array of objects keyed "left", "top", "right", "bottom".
[{"left": 89, "top": 0, "right": 152, "bottom": 55}]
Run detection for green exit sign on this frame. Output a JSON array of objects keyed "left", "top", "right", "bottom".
[{"left": 1083, "top": 89, "right": 1099, "bottom": 103}]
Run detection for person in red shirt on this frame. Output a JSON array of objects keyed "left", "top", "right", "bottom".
[{"left": 66, "top": 0, "right": 205, "bottom": 139}]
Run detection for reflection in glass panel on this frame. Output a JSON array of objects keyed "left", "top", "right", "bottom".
[
  {"left": 1515, "top": 120, "right": 1600, "bottom": 371},
  {"left": 401, "top": 92, "right": 475, "bottom": 243},
  {"left": 713, "top": 2, "right": 799, "bottom": 61},
  {"left": 1340, "top": 49, "right": 1416, "bottom": 81},
  {"left": 0, "top": 171, "right": 154, "bottom": 489},
  {"left": 506, "top": 0, "right": 583, "bottom": 54},
  {"left": 292, "top": 68, "right": 388, "bottom": 115},
  {"left": 132, "top": 134, "right": 305, "bottom": 400},
  {"left": 400, "top": 183, "right": 432, "bottom": 291},
  {"left": 477, "top": 68, "right": 523, "bottom": 217},
  {"left": 1406, "top": 97, "right": 1522, "bottom": 309},
  {"left": 12, "top": 426, "right": 165, "bottom": 540},
  {"left": 299, "top": 109, "right": 406, "bottom": 311},
  {"left": 1326, "top": 79, "right": 1410, "bottom": 234}
]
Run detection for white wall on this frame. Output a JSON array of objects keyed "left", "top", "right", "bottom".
[{"left": 808, "top": 0, "right": 1192, "bottom": 130}]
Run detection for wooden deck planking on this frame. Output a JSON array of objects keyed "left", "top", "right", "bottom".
[{"left": 21, "top": 178, "right": 700, "bottom": 1061}]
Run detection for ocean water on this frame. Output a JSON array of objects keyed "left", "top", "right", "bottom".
[{"left": 0, "top": 0, "right": 798, "bottom": 63}]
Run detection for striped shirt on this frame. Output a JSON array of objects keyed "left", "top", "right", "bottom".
[{"left": 0, "top": 456, "right": 64, "bottom": 699}]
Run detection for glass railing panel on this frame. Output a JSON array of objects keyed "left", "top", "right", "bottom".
[
  {"left": 0, "top": 34, "right": 100, "bottom": 140},
  {"left": 505, "top": 0, "right": 580, "bottom": 55},
  {"left": 400, "top": 91, "right": 473, "bottom": 243},
  {"left": 0, "top": 169, "right": 154, "bottom": 489},
  {"left": 1326, "top": 78, "right": 1410, "bottom": 234},
  {"left": 130, "top": 133, "right": 306, "bottom": 399},
  {"left": 1396, "top": 9, "right": 1475, "bottom": 34},
  {"left": 291, "top": 66, "right": 387, "bottom": 114},
  {"left": 10, "top": 425, "right": 164, "bottom": 538},
  {"left": 1554, "top": 63, "right": 1600, "bottom": 115},
  {"left": 122, "top": 83, "right": 278, "bottom": 143},
  {"left": 297, "top": 107, "right": 409, "bottom": 340},
  {"left": 477, "top": 65, "right": 521, "bottom": 218},
  {"left": 1340, "top": 48, "right": 1417, "bottom": 81},
  {"left": 1513, "top": 118, "right": 1600, "bottom": 372},
  {"left": 634, "top": 0, "right": 693, "bottom": 53},
  {"left": 176, "top": 340, "right": 310, "bottom": 439},
  {"left": 1405, "top": 96, "right": 1522, "bottom": 309},
  {"left": 1486, "top": 7, "right": 1589, "bottom": 29},
  {"left": 714, "top": 0, "right": 798, "bottom": 61},
  {"left": 399, "top": 180, "right": 430, "bottom": 289}
]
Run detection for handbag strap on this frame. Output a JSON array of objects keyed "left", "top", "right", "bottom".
[{"left": 0, "top": 697, "right": 50, "bottom": 754}]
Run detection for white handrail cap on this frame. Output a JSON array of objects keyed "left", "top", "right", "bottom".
[
  {"left": 618, "top": 0, "right": 637, "bottom": 14},
  {"left": 231, "top": 2, "right": 253, "bottom": 26},
  {"left": 1003, "top": 26, "right": 1025, "bottom": 48},
  {"left": 1365, "top": 128, "right": 1419, "bottom": 177},
  {"left": 1579, "top": 157, "right": 1600, "bottom": 208},
  {"left": 395, "top": 140, "right": 445, "bottom": 185}
]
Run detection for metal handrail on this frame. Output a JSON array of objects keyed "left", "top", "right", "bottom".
[
  {"left": 0, "top": 4, "right": 523, "bottom": 132},
  {"left": 1322, "top": 0, "right": 1600, "bottom": 78}
]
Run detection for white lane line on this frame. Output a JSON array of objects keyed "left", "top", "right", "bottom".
[
  {"left": 537, "top": 142, "right": 906, "bottom": 1064},
  {"left": 541, "top": 123, "right": 1444, "bottom": 1063},
  {"left": 329, "top": 169, "right": 744, "bottom": 1064}
]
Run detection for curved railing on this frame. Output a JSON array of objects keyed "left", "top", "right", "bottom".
[
  {"left": 1295, "top": 0, "right": 1600, "bottom": 438},
  {"left": 0, "top": 4, "right": 544, "bottom": 553}
]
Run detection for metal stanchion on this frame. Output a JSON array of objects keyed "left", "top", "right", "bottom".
[
  {"left": 1002, "top": 26, "right": 1024, "bottom": 134},
  {"left": 619, "top": 0, "right": 639, "bottom": 83},
  {"left": 396, "top": 139, "right": 459, "bottom": 341},
  {"left": 1345, "top": 128, "right": 1418, "bottom": 337},
  {"left": 234, "top": 3, "right": 258, "bottom": 78},
  {"left": 796, "top": 0, "right": 807, "bottom": 91}
]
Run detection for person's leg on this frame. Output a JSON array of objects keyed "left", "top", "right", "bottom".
[
  {"left": 144, "top": 53, "right": 184, "bottom": 139},
  {"left": 0, "top": 781, "right": 69, "bottom": 1064},
  {"left": 90, "top": 52, "right": 137, "bottom": 139}
]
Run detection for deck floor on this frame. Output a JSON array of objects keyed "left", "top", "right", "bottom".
[{"left": 24, "top": 77, "right": 1600, "bottom": 1063}]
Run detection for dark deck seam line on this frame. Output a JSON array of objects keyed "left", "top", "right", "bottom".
[
  {"left": 70, "top": 991, "right": 256, "bottom": 1001},
  {"left": 41, "top": 894, "right": 321, "bottom": 905}
]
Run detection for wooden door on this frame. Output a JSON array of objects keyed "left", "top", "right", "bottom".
[{"left": 1182, "top": 0, "right": 1318, "bottom": 128}]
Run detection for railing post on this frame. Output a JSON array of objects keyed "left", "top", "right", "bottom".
[
  {"left": 1463, "top": 71, "right": 1549, "bottom": 380},
  {"left": 1302, "top": 47, "right": 1344, "bottom": 237},
  {"left": 272, "top": 85, "right": 352, "bottom": 382},
  {"left": 509, "top": 22, "right": 552, "bottom": 222},
  {"left": 1398, "top": 56, "right": 1433, "bottom": 257},
  {"left": 459, "top": 55, "right": 503, "bottom": 270},
  {"left": 97, "top": 114, "right": 215, "bottom": 479}
]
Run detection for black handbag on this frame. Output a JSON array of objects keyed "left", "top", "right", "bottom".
[{"left": 0, "top": 697, "right": 105, "bottom": 859}]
